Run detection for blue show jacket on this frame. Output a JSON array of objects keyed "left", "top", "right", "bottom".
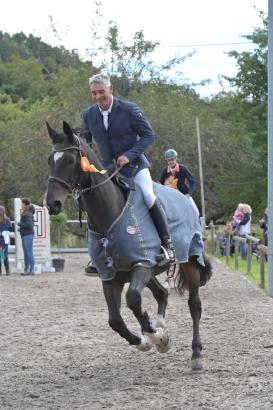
[{"left": 80, "top": 97, "right": 155, "bottom": 177}]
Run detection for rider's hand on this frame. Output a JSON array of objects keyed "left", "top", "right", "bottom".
[{"left": 117, "top": 155, "right": 129, "bottom": 166}]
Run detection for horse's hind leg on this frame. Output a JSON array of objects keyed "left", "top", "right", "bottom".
[
  {"left": 181, "top": 262, "right": 203, "bottom": 370},
  {"left": 102, "top": 281, "right": 151, "bottom": 350},
  {"left": 146, "top": 276, "right": 169, "bottom": 327},
  {"left": 188, "top": 286, "right": 203, "bottom": 369}
]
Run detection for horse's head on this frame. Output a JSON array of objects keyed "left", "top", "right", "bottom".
[
  {"left": 45, "top": 121, "right": 124, "bottom": 233},
  {"left": 45, "top": 121, "right": 84, "bottom": 215}
]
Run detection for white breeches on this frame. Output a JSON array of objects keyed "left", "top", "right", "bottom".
[{"left": 134, "top": 168, "right": 156, "bottom": 209}]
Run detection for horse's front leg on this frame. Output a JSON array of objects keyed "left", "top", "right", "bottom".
[
  {"left": 126, "top": 266, "right": 171, "bottom": 353},
  {"left": 102, "top": 280, "right": 151, "bottom": 350}
]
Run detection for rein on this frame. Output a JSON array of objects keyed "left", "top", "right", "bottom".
[
  {"left": 48, "top": 140, "right": 124, "bottom": 195},
  {"left": 80, "top": 164, "right": 124, "bottom": 193}
]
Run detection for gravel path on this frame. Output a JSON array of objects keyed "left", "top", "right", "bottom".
[{"left": 0, "top": 254, "right": 273, "bottom": 409}]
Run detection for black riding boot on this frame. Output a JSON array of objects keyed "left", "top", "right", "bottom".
[{"left": 149, "top": 199, "right": 175, "bottom": 266}]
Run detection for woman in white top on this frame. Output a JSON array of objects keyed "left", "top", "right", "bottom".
[{"left": 237, "top": 203, "right": 252, "bottom": 257}]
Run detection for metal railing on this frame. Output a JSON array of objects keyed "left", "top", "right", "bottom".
[{"left": 8, "top": 220, "right": 89, "bottom": 254}]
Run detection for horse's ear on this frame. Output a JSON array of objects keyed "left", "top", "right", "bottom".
[
  {"left": 46, "top": 122, "right": 63, "bottom": 144},
  {"left": 63, "top": 121, "right": 74, "bottom": 143}
]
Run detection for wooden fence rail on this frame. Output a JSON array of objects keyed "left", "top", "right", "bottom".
[{"left": 206, "top": 222, "right": 268, "bottom": 289}]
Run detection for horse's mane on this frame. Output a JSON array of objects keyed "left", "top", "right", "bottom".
[{"left": 55, "top": 127, "right": 103, "bottom": 171}]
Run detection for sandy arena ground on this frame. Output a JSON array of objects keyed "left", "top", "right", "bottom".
[{"left": 0, "top": 253, "right": 273, "bottom": 409}]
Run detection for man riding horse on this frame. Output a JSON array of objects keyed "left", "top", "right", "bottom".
[
  {"left": 45, "top": 119, "right": 212, "bottom": 368},
  {"left": 81, "top": 73, "right": 175, "bottom": 266}
]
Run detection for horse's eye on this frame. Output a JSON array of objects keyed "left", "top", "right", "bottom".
[{"left": 67, "top": 155, "right": 76, "bottom": 165}]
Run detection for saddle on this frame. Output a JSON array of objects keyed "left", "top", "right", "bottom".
[
  {"left": 106, "top": 163, "right": 136, "bottom": 191},
  {"left": 114, "top": 174, "right": 135, "bottom": 191}
]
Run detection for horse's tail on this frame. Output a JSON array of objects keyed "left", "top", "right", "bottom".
[
  {"left": 199, "top": 253, "right": 213, "bottom": 286},
  {"left": 175, "top": 253, "right": 212, "bottom": 295}
]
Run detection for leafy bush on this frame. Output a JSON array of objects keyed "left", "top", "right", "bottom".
[{"left": 50, "top": 212, "right": 68, "bottom": 225}]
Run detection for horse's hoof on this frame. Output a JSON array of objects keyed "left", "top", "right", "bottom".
[
  {"left": 191, "top": 358, "right": 203, "bottom": 370},
  {"left": 153, "top": 316, "right": 166, "bottom": 330},
  {"left": 155, "top": 329, "right": 171, "bottom": 353},
  {"left": 144, "top": 328, "right": 171, "bottom": 353},
  {"left": 156, "top": 335, "right": 171, "bottom": 353},
  {"left": 135, "top": 335, "right": 153, "bottom": 352}
]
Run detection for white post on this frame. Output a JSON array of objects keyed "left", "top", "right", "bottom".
[
  {"left": 196, "top": 117, "right": 206, "bottom": 228},
  {"left": 268, "top": 0, "right": 273, "bottom": 297}
]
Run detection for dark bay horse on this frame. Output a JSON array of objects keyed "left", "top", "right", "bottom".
[{"left": 45, "top": 121, "right": 212, "bottom": 370}]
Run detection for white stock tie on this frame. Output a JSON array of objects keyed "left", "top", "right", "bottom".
[{"left": 102, "top": 111, "right": 109, "bottom": 130}]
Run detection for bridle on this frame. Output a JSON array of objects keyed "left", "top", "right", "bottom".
[
  {"left": 48, "top": 145, "right": 82, "bottom": 195},
  {"left": 48, "top": 138, "right": 123, "bottom": 196}
]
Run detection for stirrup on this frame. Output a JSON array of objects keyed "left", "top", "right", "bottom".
[
  {"left": 156, "top": 245, "right": 175, "bottom": 267},
  {"left": 85, "top": 260, "right": 98, "bottom": 275}
]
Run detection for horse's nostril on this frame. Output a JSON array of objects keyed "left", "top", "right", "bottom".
[
  {"left": 47, "top": 201, "right": 62, "bottom": 215},
  {"left": 53, "top": 201, "right": 62, "bottom": 214}
]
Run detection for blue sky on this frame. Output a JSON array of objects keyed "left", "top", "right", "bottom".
[{"left": 0, "top": 0, "right": 268, "bottom": 96}]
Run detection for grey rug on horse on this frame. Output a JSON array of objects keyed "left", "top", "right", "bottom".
[{"left": 89, "top": 183, "right": 204, "bottom": 281}]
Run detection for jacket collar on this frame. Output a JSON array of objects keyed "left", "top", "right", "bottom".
[
  {"left": 93, "top": 97, "right": 120, "bottom": 132},
  {"left": 167, "top": 163, "right": 180, "bottom": 174},
  {"left": 108, "top": 97, "right": 120, "bottom": 129}
]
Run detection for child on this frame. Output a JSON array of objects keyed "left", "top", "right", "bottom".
[
  {"left": 0, "top": 206, "right": 12, "bottom": 275},
  {"left": 233, "top": 204, "right": 244, "bottom": 229}
]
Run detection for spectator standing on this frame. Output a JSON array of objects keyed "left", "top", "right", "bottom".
[
  {"left": 219, "top": 222, "right": 235, "bottom": 257},
  {"left": 0, "top": 206, "right": 12, "bottom": 275},
  {"left": 232, "top": 203, "right": 244, "bottom": 228},
  {"left": 18, "top": 198, "right": 35, "bottom": 275},
  {"left": 259, "top": 207, "right": 268, "bottom": 246},
  {"left": 236, "top": 203, "right": 252, "bottom": 258}
]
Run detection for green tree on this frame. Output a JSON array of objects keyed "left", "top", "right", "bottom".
[
  {"left": 0, "top": 21, "right": 268, "bottom": 223},
  {"left": 223, "top": 12, "right": 268, "bottom": 216},
  {"left": 225, "top": 12, "right": 267, "bottom": 101}
]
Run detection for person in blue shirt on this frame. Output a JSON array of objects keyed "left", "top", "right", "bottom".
[
  {"left": 259, "top": 207, "right": 268, "bottom": 246},
  {"left": 17, "top": 198, "right": 35, "bottom": 275}
]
